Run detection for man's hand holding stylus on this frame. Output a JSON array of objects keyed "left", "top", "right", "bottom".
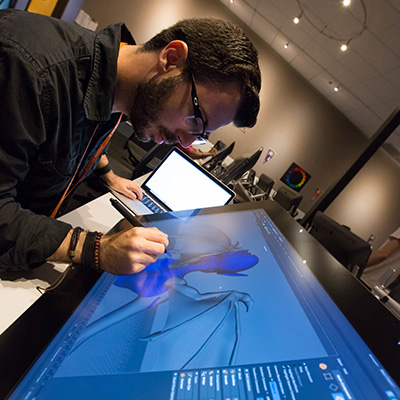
[
  {"left": 100, "top": 225, "right": 169, "bottom": 275},
  {"left": 47, "top": 220, "right": 168, "bottom": 275}
]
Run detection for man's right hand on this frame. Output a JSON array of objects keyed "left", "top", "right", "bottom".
[{"left": 99, "top": 227, "right": 169, "bottom": 275}]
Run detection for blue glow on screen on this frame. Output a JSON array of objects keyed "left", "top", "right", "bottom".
[{"left": 9, "top": 209, "right": 400, "bottom": 400}]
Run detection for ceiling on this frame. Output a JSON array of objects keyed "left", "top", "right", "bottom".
[{"left": 218, "top": 0, "right": 400, "bottom": 163}]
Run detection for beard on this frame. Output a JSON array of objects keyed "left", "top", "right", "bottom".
[{"left": 129, "top": 74, "right": 183, "bottom": 143}]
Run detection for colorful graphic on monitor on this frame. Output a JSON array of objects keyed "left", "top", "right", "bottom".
[{"left": 281, "top": 162, "right": 311, "bottom": 192}]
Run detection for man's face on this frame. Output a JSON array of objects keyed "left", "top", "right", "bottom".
[
  {"left": 129, "top": 74, "right": 182, "bottom": 143},
  {"left": 129, "top": 73, "right": 241, "bottom": 148}
]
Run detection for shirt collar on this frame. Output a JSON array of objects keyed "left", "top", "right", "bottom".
[{"left": 84, "top": 23, "right": 135, "bottom": 122}]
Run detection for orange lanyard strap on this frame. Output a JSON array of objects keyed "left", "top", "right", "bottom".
[{"left": 51, "top": 113, "right": 123, "bottom": 218}]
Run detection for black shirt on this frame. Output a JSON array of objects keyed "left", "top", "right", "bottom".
[{"left": 0, "top": 9, "right": 134, "bottom": 271}]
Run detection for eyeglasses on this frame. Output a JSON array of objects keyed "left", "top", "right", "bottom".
[
  {"left": 183, "top": 59, "right": 210, "bottom": 144},
  {"left": 176, "top": 30, "right": 210, "bottom": 144}
]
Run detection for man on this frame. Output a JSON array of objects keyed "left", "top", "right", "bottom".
[
  {"left": 176, "top": 143, "right": 218, "bottom": 160},
  {"left": 362, "top": 227, "right": 400, "bottom": 289},
  {"left": 0, "top": 9, "right": 261, "bottom": 275}
]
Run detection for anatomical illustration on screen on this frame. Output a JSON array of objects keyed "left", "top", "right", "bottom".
[{"left": 55, "top": 211, "right": 327, "bottom": 377}]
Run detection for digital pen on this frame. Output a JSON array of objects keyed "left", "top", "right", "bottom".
[{"left": 110, "top": 198, "right": 144, "bottom": 228}]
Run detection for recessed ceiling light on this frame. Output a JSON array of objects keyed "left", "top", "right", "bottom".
[
  {"left": 340, "top": 43, "right": 348, "bottom": 51},
  {"left": 343, "top": 0, "right": 351, "bottom": 6},
  {"left": 284, "top": 42, "right": 289, "bottom": 49},
  {"left": 334, "top": 86, "right": 339, "bottom": 92}
]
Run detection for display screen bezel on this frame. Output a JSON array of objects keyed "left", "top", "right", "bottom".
[{"left": 0, "top": 200, "right": 399, "bottom": 399}]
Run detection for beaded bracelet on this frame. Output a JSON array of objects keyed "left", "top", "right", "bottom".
[
  {"left": 82, "top": 231, "right": 103, "bottom": 270},
  {"left": 92, "top": 232, "right": 103, "bottom": 270}
]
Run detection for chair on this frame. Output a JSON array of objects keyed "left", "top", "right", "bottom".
[
  {"left": 212, "top": 139, "right": 227, "bottom": 152},
  {"left": 216, "top": 147, "right": 263, "bottom": 186},
  {"left": 130, "top": 143, "right": 174, "bottom": 180},
  {"left": 365, "top": 268, "right": 400, "bottom": 318},
  {"left": 309, "top": 211, "right": 372, "bottom": 278},
  {"left": 233, "top": 181, "right": 254, "bottom": 203},
  {"left": 250, "top": 173, "right": 275, "bottom": 199},
  {"left": 234, "top": 173, "right": 275, "bottom": 203},
  {"left": 273, "top": 186, "right": 302, "bottom": 217},
  {"left": 125, "top": 135, "right": 157, "bottom": 167},
  {"left": 390, "top": 280, "right": 400, "bottom": 303},
  {"left": 118, "top": 121, "right": 157, "bottom": 167},
  {"left": 240, "top": 169, "right": 256, "bottom": 189},
  {"left": 203, "top": 141, "right": 235, "bottom": 173}
]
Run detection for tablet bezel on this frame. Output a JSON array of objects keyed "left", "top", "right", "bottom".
[
  {"left": 141, "top": 146, "right": 235, "bottom": 211},
  {"left": 0, "top": 200, "right": 399, "bottom": 399}
]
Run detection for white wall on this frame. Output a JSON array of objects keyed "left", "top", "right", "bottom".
[{"left": 82, "top": 0, "right": 400, "bottom": 247}]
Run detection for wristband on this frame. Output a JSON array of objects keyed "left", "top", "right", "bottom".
[
  {"left": 68, "top": 227, "right": 83, "bottom": 258},
  {"left": 94, "top": 163, "right": 112, "bottom": 177}
]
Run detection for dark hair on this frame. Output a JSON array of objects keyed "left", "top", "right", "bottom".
[{"left": 141, "top": 18, "right": 261, "bottom": 128}]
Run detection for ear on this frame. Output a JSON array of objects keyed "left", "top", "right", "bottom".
[{"left": 157, "top": 40, "right": 188, "bottom": 75}]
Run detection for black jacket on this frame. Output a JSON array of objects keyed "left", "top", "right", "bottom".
[{"left": 0, "top": 9, "right": 134, "bottom": 271}]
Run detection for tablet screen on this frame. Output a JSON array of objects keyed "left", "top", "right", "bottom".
[
  {"left": 143, "top": 147, "right": 234, "bottom": 211},
  {"left": 6, "top": 205, "right": 400, "bottom": 399}
]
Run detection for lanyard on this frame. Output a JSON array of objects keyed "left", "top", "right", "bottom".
[{"left": 50, "top": 113, "right": 123, "bottom": 218}]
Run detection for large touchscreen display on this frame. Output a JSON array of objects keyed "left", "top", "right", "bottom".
[{"left": 9, "top": 208, "right": 400, "bottom": 399}]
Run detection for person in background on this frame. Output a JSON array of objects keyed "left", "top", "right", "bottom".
[
  {"left": 176, "top": 143, "right": 218, "bottom": 160},
  {"left": 0, "top": 10, "right": 261, "bottom": 275},
  {"left": 361, "top": 226, "right": 400, "bottom": 289}
]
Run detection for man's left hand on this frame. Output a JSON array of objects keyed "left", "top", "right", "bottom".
[{"left": 102, "top": 172, "right": 143, "bottom": 200}]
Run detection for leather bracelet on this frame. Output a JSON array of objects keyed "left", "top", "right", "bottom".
[
  {"left": 94, "top": 163, "right": 112, "bottom": 177},
  {"left": 82, "top": 231, "right": 103, "bottom": 270},
  {"left": 68, "top": 227, "right": 83, "bottom": 258}
]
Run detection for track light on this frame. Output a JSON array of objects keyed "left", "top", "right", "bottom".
[
  {"left": 293, "top": 12, "right": 302, "bottom": 24},
  {"left": 341, "top": 39, "right": 352, "bottom": 52},
  {"left": 292, "top": 0, "right": 367, "bottom": 56}
]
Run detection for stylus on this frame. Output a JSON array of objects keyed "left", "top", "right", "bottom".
[
  {"left": 110, "top": 198, "right": 143, "bottom": 227},
  {"left": 110, "top": 198, "right": 168, "bottom": 253}
]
